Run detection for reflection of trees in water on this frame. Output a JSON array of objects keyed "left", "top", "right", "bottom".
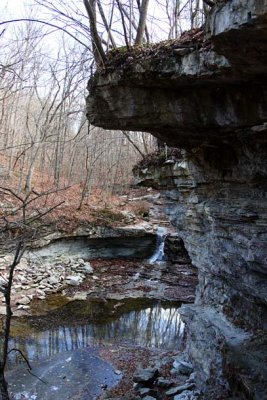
[{"left": 9, "top": 306, "right": 184, "bottom": 365}]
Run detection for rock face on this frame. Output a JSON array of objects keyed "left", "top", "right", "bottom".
[
  {"left": 28, "top": 234, "right": 157, "bottom": 261},
  {"left": 87, "top": 1, "right": 267, "bottom": 148},
  {"left": 87, "top": 0, "right": 267, "bottom": 398},
  {"left": 165, "top": 234, "right": 192, "bottom": 265}
]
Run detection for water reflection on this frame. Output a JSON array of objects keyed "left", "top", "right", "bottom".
[{"left": 9, "top": 303, "right": 184, "bottom": 366}]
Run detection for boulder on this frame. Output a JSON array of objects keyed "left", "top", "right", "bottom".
[
  {"left": 17, "top": 296, "right": 31, "bottom": 305},
  {"left": 81, "top": 262, "right": 94, "bottom": 274},
  {"left": 133, "top": 368, "right": 159, "bottom": 385},
  {"left": 138, "top": 388, "right": 158, "bottom": 398},
  {"left": 143, "top": 397, "right": 157, "bottom": 400},
  {"left": 0, "top": 306, "right": 6, "bottom": 315},
  {"left": 48, "top": 276, "right": 60, "bottom": 285},
  {"left": 174, "top": 391, "right": 197, "bottom": 400},
  {"left": 173, "top": 360, "right": 193, "bottom": 375},
  {"left": 156, "top": 378, "right": 174, "bottom": 388},
  {"left": 69, "top": 292, "right": 87, "bottom": 301},
  {"left": 0, "top": 277, "right": 7, "bottom": 288},
  {"left": 65, "top": 275, "right": 83, "bottom": 286}
]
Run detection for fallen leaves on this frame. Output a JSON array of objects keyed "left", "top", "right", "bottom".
[{"left": 103, "top": 27, "right": 209, "bottom": 72}]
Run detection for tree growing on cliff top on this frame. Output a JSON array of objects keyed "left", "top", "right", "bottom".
[
  {"left": 30, "top": 0, "right": 151, "bottom": 66},
  {"left": 3, "top": 0, "right": 206, "bottom": 67},
  {"left": 49, "top": 0, "right": 206, "bottom": 66}
]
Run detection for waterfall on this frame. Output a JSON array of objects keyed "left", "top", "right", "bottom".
[{"left": 149, "top": 227, "right": 167, "bottom": 264}]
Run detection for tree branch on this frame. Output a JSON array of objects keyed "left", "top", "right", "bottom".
[{"left": 0, "top": 19, "right": 90, "bottom": 50}]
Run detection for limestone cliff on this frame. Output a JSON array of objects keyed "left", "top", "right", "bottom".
[{"left": 87, "top": 0, "right": 267, "bottom": 398}]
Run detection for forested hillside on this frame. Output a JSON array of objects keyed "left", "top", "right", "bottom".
[{"left": 1, "top": 0, "right": 206, "bottom": 205}]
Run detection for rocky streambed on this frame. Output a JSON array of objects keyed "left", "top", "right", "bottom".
[
  {"left": 0, "top": 227, "right": 196, "bottom": 316},
  {"left": 0, "top": 225, "right": 199, "bottom": 400},
  {"left": 0, "top": 228, "right": 157, "bottom": 316}
]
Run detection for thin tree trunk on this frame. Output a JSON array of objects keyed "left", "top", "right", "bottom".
[
  {"left": 116, "top": 0, "right": 130, "bottom": 49},
  {"left": 135, "top": 0, "right": 150, "bottom": 45},
  {"left": 96, "top": 0, "right": 116, "bottom": 49},
  {"left": 0, "top": 375, "right": 9, "bottom": 400},
  {"left": 121, "top": 131, "right": 145, "bottom": 158},
  {"left": 175, "top": 0, "right": 180, "bottom": 38},
  {"left": 136, "top": 0, "right": 150, "bottom": 43},
  {"left": 83, "top": 0, "right": 106, "bottom": 65},
  {"left": 0, "top": 242, "right": 24, "bottom": 400}
]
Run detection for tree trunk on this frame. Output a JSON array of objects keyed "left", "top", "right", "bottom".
[
  {"left": 135, "top": 0, "right": 150, "bottom": 45},
  {"left": 0, "top": 373, "right": 9, "bottom": 400},
  {"left": 83, "top": 0, "right": 106, "bottom": 65}
]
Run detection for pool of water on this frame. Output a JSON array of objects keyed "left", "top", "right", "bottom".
[{"left": 8, "top": 297, "right": 184, "bottom": 366}]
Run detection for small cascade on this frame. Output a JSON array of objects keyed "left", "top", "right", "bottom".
[{"left": 149, "top": 227, "right": 167, "bottom": 264}]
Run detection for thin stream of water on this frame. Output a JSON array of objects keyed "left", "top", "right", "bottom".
[{"left": 149, "top": 227, "right": 167, "bottom": 263}]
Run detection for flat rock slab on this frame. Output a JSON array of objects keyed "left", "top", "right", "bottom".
[
  {"left": 166, "top": 383, "right": 195, "bottom": 396},
  {"left": 7, "top": 347, "right": 120, "bottom": 400}
]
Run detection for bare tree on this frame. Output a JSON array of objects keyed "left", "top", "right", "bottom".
[
  {"left": 0, "top": 242, "right": 25, "bottom": 400},
  {"left": 0, "top": 186, "right": 65, "bottom": 399}
]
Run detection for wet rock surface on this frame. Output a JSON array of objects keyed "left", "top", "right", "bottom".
[
  {"left": 0, "top": 251, "right": 197, "bottom": 316},
  {"left": 1, "top": 222, "right": 191, "bottom": 316},
  {"left": 64, "top": 258, "right": 197, "bottom": 304},
  {"left": 7, "top": 347, "right": 120, "bottom": 400}
]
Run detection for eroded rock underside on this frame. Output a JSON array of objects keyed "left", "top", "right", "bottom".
[{"left": 87, "top": 0, "right": 267, "bottom": 398}]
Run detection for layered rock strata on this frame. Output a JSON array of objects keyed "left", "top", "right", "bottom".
[
  {"left": 87, "top": 0, "right": 267, "bottom": 398},
  {"left": 133, "top": 150, "right": 267, "bottom": 397}
]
